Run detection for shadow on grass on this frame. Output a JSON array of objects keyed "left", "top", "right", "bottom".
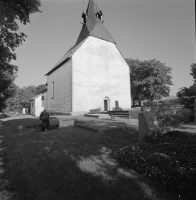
[{"left": 0, "top": 119, "right": 165, "bottom": 200}]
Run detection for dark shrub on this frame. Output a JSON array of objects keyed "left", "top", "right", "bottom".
[
  {"left": 180, "top": 115, "right": 194, "bottom": 123},
  {"left": 117, "top": 131, "right": 196, "bottom": 199}
]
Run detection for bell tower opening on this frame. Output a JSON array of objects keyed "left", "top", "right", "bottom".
[{"left": 96, "top": 10, "right": 103, "bottom": 22}]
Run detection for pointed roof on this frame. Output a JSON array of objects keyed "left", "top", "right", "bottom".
[
  {"left": 45, "top": 0, "right": 116, "bottom": 76},
  {"left": 75, "top": 0, "right": 116, "bottom": 45}
]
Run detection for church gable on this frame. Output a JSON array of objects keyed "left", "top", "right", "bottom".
[
  {"left": 46, "top": 0, "right": 120, "bottom": 78},
  {"left": 72, "top": 36, "right": 131, "bottom": 112}
]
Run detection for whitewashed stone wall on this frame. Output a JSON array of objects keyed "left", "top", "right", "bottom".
[
  {"left": 35, "top": 95, "right": 44, "bottom": 117},
  {"left": 72, "top": 36, "right": 131, "bottom": 112},
  {"left": 30, "top": 101, "right": 35, "bottom": 116},
  {"left": 42, "top": 92, "right": 48, "bottom": 111},
  {"left": 47, "top": 59, "right": 72, "bottom": 112}
]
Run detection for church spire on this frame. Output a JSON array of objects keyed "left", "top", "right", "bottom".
[
  {"left": 76, "top": 0, "right": 115, "bottom": 45},
  {"left": 85, "top": 0, "right": 103, "bottom": 29}
]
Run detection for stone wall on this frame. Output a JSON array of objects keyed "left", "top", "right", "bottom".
[
  {"left": 35, "top": 95, "right": 44, "bottom": 117},
  {"left": 72, "top": 36, "right": 131, "bottom": 112},
  {"left": 47, "top": 59, "right": 72, "bottom": 112}
]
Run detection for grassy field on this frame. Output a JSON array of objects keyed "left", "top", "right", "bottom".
[{"left": 0, "top": 118, "right": 173, "bottom": 200}]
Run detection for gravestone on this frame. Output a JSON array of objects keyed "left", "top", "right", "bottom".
[
  {"left": 138, "top": 112, "right": 158, "bottom": 140},
  {"left": 59, "top": 119, "right": 74, "bottom": 128},
  {"left": 195, "top": 99, "right": 196, "bottom": 124}
]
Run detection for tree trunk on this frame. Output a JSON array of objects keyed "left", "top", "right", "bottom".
[{"left": 132, "top": 99, "right": 135, "bottom": 107}]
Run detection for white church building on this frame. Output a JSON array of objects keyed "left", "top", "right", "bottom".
[{"left": 45, "top": 0, "right": 131, "bottom": 115}]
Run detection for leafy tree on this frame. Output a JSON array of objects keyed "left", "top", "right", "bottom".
[
  {"left": 5, "top": 86, "right": 22, "bottom": 113},
  {"left": 0, "top": 0, "right": 41, "bottom": 111},
  {"left": 0, "top": 82, "right": 17, "bottom": 111},
  {"left": 5, "top": 85, "right": 38, "bottom": 112},
  {"left": 126, "top": 58, "right": 173, "bottom": 106},
  {"left": 177, "top": 64, "right": 196, "bottom": 111},
  {"left": 35, "top": 84, "right": 47, "bottom": 95},
  {"left": 177, "top": 85, "right": 196, "bottom": 111},
  {"left": 190, "top": 63, "right": 196, "bottom": 82},
  {"left": 17, "top": 85, "right": 37, "bottom": 109}
]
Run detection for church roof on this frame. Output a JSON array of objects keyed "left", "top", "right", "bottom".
[
  {"left": 75, "top": 0, "right": 116, "bottom": 45},
  {"left": 45, "top": 0, "right": 116, "bottom": 76},
  {"left": 29, "top": 93, "right": 42, "bottom": 101},
  {"left": 45, "top": 39, "right": 87, "bottom": 76}
]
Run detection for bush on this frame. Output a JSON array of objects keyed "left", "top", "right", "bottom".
[
  {"left": 117, "top": 131, "right": 196, "bottom": 199},
  {"left": 180, "top": 115, "right": 195, "bottom": 123},
  {"left": 143, "top": 101, "right": 182, "bottom": 133}
]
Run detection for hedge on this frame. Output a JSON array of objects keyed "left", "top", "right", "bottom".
[{"left": 117, "top": 131, "right": 196, "bottom": 199}]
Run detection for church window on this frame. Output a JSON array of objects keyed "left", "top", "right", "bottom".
[
  {"left": 32, "top": 102, "right": 33, "bottom": 107},
  {"left": 51, "top": 82, "right": 54, "bottom": 99},
  {"left": 42, "top": 96, "right": 44, "bottom": 101}
]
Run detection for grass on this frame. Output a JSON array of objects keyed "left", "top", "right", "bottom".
[{"left": 1, "top": 118, "right": 172, "bottom": 200}]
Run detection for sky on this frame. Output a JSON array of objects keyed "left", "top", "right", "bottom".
[{"left": 12, "top": 0, "right": 195, "bottom": 96}]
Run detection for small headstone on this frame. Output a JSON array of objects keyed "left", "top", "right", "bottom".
[
  {"left": 138, "top": 112, "right": 158, "bottom": 140},
  {"left": 44, "top": 147, "right": 50, "bottom": 152},
  {"left": 195, "top": 99, "right": 196, "bottom": 124},
  {"left": 59, "top": 119, "right": 74, "bottom": 128},
  {"left": 17, "top": 125, "right": 23, "bottom": 131}
]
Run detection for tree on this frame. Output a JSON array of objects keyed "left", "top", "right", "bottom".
[
  {"left": 5, "top": 84, "right": 47, "bottom": 113},
  {"left": 177, "top": 63, "right": 196, "bottom": 111},
  {"left": 18, "top": 85, "right": 37, "bottom": 109},
  {"left": 5, "top": 85, "right": 37, "bottom": 112},
  {"left": 190, "top": 63, "right": 196, "bottom": 82},
  {"left": 177, "top": 85, "right": 196, "bottom": 111},
  {"left": 5, "top": 85, "right": 21, "bottom": 112},
  {"left": 0, "top": 82, "right": 17, "bottom": 111},
  {"left": 126, "top": 58, "right": 173, "bottom": 106},
  {"left": 0, "top": 0, "right": 41, "bottom": 111},
  {"left": 35, "top": 84, "right": 47, "bottom": 95}
]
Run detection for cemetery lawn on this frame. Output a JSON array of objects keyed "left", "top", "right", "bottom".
[{"left": 1, "top": 118, "right": 170, "bottom": 200}]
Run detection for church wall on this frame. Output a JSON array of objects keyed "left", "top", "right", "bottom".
[
  {"left": 72, "top": 36, "right": 131, "bottom": 112},
  {"left": 35, "top": 95, "right": 44, "bottom": 117},
  {"left": 47, "top": 59, "right": 72, "bottom": 112},
  {"left": 42, "top": 92, "right": 48, "bottom": 111}
]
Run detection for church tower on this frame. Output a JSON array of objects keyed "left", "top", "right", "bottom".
[{"left": 76, "top": 0, "right": 115, "bottom": 45}]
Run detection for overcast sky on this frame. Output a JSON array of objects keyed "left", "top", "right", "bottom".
[{"left": 13, "top": 0, "right": 195, "bottom": 96}]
